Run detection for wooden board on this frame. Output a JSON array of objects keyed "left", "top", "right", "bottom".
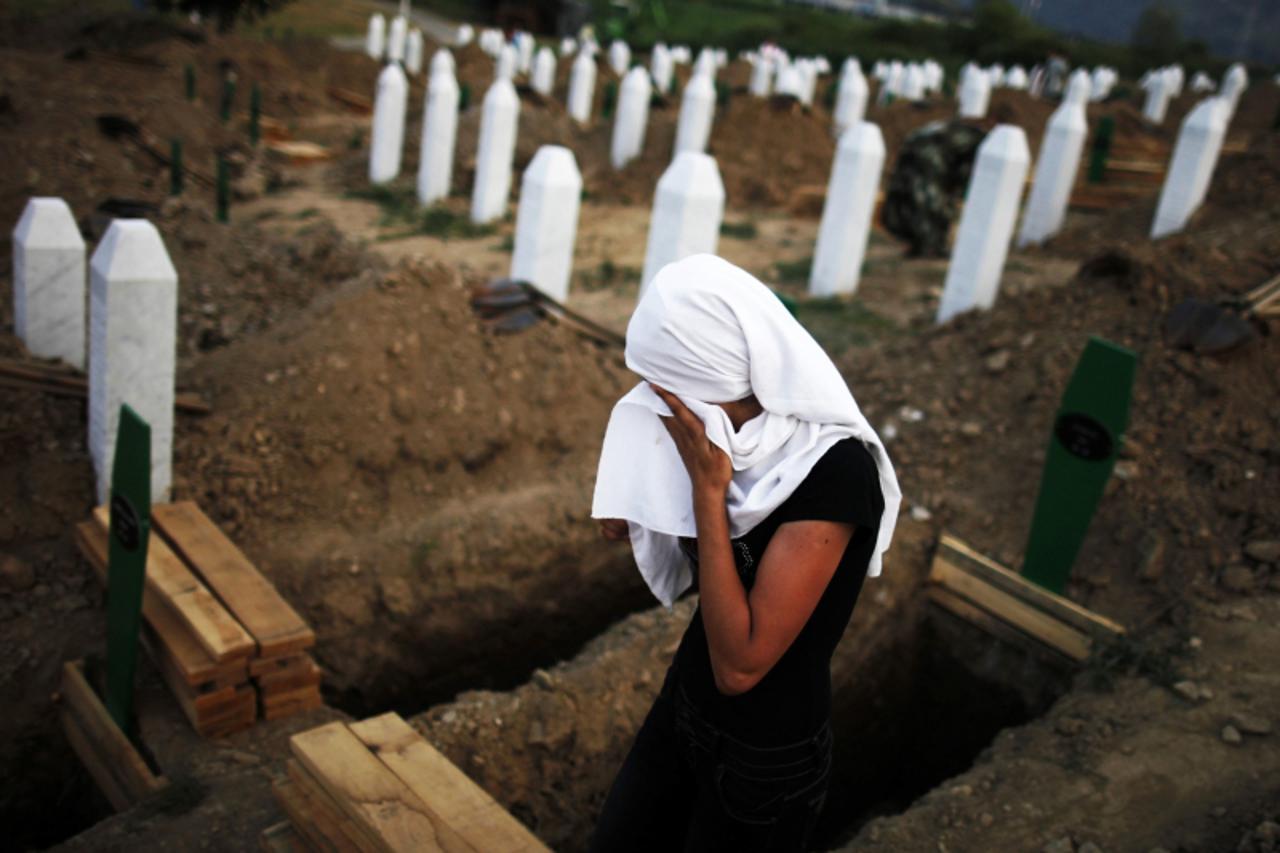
[
  {"left": 927, "top": 586, "right": 1075, "bottom": 667},
  {"left": 76, "top": 521, "right": 247, "bottom": 688},
  {"left": 92, "top": 507, "right": 254, "bottom": 664},
  {"left": 153, "top": 502, "right": 314, "bottom": 658},
  {"left": 349, "top": 713, "right": 550, "bottom": 853},
  {"left": 0, "top": 357, "right": 210, "bottom": 415},
  {"left": 929, "top": 553, "right": 1092, "bottom": 661},
  {"left": 59, "top": 660, "right": 168, "bottom": 809},
  {"left": 259, "top": 820, "right": 309, "bottom": 853},
  {"left": 263, "top": 691, "right": 324, "bottom": 722},
  {"left": 938, "top": 535, "right": 1125, "bottom": 641},
  {"left": 290, "top": 721, "right": 443, "bottom": 853},
  {"left": 258, "top": 657, "right": 322, "bottom": 693},
  {"left": 284, "top": 762, "right": 380, "bottom": 852}
]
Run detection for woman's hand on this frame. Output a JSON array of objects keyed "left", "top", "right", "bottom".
[
  {"left": 598, "top": 518, "right": 629, "bottom": 541},
  {"left": 650, "top": 384, "right": 733, "bottom": 497}
]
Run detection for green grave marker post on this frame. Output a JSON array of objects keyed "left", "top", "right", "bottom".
[
  {"left": 459, "top": 83, "right": 471, "bottom": 112},
  {"left": 602, "top": 80, "right": 617, "bottom": 119},
  {"left": 169, "top": 140, "right": 184, "bottom": 196},
  {"left": 104, "top": 405, "right": 152, "bottom": 732},
  {"left": 220, "top": 77, "right": 236, "bottom": 124},
  {"left": 216, "top": 155, "right": 230, "bottom": 223},
  {"left": 1021, "top": 336, "right": 1137, "bottom": 594},
  {"left": 184, "top": 64, "right": 196, "bottom": 101},
  {"left": 1087, "top": 115, "right": 1115, "bottom": 184}
]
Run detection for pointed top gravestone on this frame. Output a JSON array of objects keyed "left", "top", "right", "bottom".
[{"left": 13, "top": 197, "right": 86, "bottom": 369}]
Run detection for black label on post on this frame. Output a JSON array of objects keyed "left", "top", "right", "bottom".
[
  {"left": 1054, "top": 412, "right": 1114, "bottom": 461},
  {"left": 110, "top": 494, "right": 142, "bottom": 551}
]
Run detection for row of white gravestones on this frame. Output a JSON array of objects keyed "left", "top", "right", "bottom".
[
  {"left": 810, "top": 122, "right": 885, "bottom": 297},
  {"left": 936, "top": 125, "right": 1031, "bottom": 324},
  {"left": 417, "top": 51, "right": 459, "bottom": 206},
  {"left": 13, "top": 201, "right": 177, "bottom": 502},
  {"left": 472, "top": 79, "right": 521, "bottom": 224},
  {"left": 1017, "top": 70, "right": 1091, "bottom": 247},
  {"left": 958, "top": 63, "right": 991, "bottom": 119},
  {"left": 832, "top": 60, "right": 868, "bottom": 137},
  {"left": 1151, "top": 97, "right": 1229, "bottom": 239},
  {"left": 641, "top": 152, "right": 725, "bottom": 293},
  {"left": 611, "top": 67, "right": 652, "bottom": 169},
  {"left": 365, "top": 14, "right": 424, "bottom": 74}
]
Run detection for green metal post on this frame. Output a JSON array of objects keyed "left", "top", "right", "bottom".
[
  {"left": 104, "top": 405, "right": 151, "bottom": 732},
  {"left": 184, "top": 64, "right": 196, "bottom": 101},
  {"left": 1087, "top": 115, "right": 1115, "bottom": 184},
  {"left": 249, "top": 83, "right": 261, "bottom": 146},
  {"left": 1021, "top": 337, "right": 1137, "bottom": 593},
  {"left": 220, "top": 78, "right": 236, "bottom": 124},
  {"left": 459, "top": 83, "right": 471, "bottom": 112},
  {"left": 169, "top": 140, "right": 183, "bottom": 196},
  {"left": 216, "top": 155, "right": 230, "bottom": 223},
  {"left": 603, "top": 80, "right": 617, "bottom": 119}
]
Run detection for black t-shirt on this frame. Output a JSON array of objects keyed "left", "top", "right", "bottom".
[{"left": 671, "top": 436, "right": 885, "bottom": 746}]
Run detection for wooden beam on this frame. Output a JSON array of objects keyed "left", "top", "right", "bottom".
[
  {"left": 290, "top": 721, "right": 442, "bottom": 853},
  {"left": 350, "top": 713, "right": 550, "bottom": 853},
  {"left": 152, "top": 502, "right": 314, "bottom": 658},
  {"left": 0, "top": 357, "right": 210, "bottom": 414},
  {"left": 927, "top": 586, "right": 1076, "bottom": 667},
  {"left": 282, "top": 762, "right": 380, "bottom": 852},
  {"left": 259, "top": 820, "right": 309, "bottom": 853}
]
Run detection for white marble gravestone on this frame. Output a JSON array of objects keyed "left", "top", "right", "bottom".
[
  {"left": 810, "top": 122, "right": 885, "bottom": 297},
  {"left": 1151, "top": 97, "right": 1228, "bottom": 238},
  {"left": 88, "top": 219, "right": 177, "bottom": 503},
  {"left": 937, "top": 125, "right": 1030, "bottom": 324},
  {"left": 366, "top": 13, "right": 385, "bottom": 60},
  {"left": 1017, "top": 93, "right": 1087, "bottom": 247},
  {"left": 13, "top": 197, "right": 86, "bottom": 369},
  {"left": 387, "top": 15, "right": 408, "bottom": 64},
  {"left": 455, "top": 24, "right": 473, "bottom": 47},
  {"left": 560, "top": 37, "right": 577, "bottom": 56},
  {"left": 1143, "top": 72, "right": 1172, "bottom": 124},
  {"left": 471, "top": 78, "right": 521, "bottom": 223},
  {"left": 510, "top": 146, "right": 583, "bottom": 303},
  {"left": 369, "top": 62, "right": 408, "bottom": 184},
  {"left": 1220, "top": 63, "right": 1248, "bottom": 115},
  {"left": 674, "top": 71, "right": 716, "bottom": 154},
  {"left": 568, "top": 50, "right": 597, "bottom": 124},
  {"left": 651, "top": 43, "right": 674, "bottom": 93},
  {"left": 532, "top": 47, "right": 556, "bottom": 96},
  {"left": 516, "top": 32, "right": 535, "bottom": 75},
  {"left": 405, "top": 29, "right": 424, "bottom": 75},
  {"left": 640, "top": 152, "right": 725, "bottom": 293},
  {"left": 609, "top": 40, "right": 631, "bottom": 76},
  {"left": 833, "top": 63, "right": 868, "bottom": 136},
  {"left": 417, "top": 53, "right": 460, "bottom": 207},
  {"left": 749, "top": 55, "right": 772, "bottom": 97},
  {"left": 958, "top": 64, "right": 991, "bottom": 118},
  {"left": 611, "top": 67, "right": 651, "bottom": 169},
  {"left": 496, "top": 43, "right": 518, "bottom": 81}
]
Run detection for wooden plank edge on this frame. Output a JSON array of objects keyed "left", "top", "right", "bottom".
[{"left": 927, "top": 586, "right": 1077, "bottom": 668}]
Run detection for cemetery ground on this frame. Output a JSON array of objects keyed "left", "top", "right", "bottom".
[{"left": 1, "top": 11, "right": 1279, "bottom": 853}]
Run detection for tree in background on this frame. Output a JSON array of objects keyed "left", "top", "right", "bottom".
[
  {"left": 148, "top": 0, "right": 295, "bottom": 30},
  {"left": 1131, "top": 1, "right": 1182, "bottom": 68}
]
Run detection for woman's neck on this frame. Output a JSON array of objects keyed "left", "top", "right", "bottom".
[{"left": 717, "top": 395, "right": 764, "bottom": 432}]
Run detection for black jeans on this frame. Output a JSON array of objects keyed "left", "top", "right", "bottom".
[{"left": 589, "top": 665, "right": 831, "bottom": 853}]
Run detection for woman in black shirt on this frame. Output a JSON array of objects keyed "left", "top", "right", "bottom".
[{"left": 589, "top": 255, "right": 898, "bottom": 852}]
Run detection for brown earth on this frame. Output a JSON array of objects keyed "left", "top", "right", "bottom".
[{"left": 2, "top": 9, "right": 1279, "bottom": 853}]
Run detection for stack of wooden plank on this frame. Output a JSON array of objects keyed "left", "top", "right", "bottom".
[
  {"left": 74, "top": 500, "right": 321, "bottom": 736},
  {"left": 927, "top": 533, "right": 1125, "bottom": 664},
  {"left": 267, "top": 714, "right": 549, "bottom": 852}
]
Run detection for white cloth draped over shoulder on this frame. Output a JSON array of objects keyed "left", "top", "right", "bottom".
[{"left": 591, "top": 254, "right": 902, "bottom": 606}]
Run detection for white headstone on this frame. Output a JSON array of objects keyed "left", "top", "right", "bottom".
[
  {"left": 1151, "top": 97, "right": 1229, "bottom": 238},
  {"left": 13, "top": 197, "right": 86, "bottom": 369},
  {"left": 369, "top": 62, "right": 408, "bottom": 184},
  {"left": 1143, "top": 72, "right": 1172, "bottom": 124},
  {"left": 1220, "top": 63, "right": 1248, "bottom": 114},
  {"left": 496, "top": 43, "right": 518, "bottom": 81},
  {"left": 455, "top": 24, "right": 474, "bottom": 47},
  {"left": 902, "top": 64, "right": 926, "bottom": 101},
  {"left": 387, "top": 15, "right": 408, "bottom": 63},
  {"left": 516, "top": 32, "right": 535, "bottom": 75},
  {"left": 958, "top": 64, "right": 991, "bottom": 118},
  {"left": 1065, "top": 68, "right": 1092, "bottom": 106},
  {"left": 366, "top": 13, "right": 386, "bottom": 60},
  {"left": 775, "top": 63, "right": 803, "bottom": 99},
  {"left": 810, "top": 122, "right": 885, "bottom": 297},
  {"left": 674, "top": 71, "right": 716, "bottom": 155},
  {"left": 568, "top": 50, "right": 597, "bottom": 124},
  {"left": 560, "top": 37, "right": 577, "bottom": 56},
  {"left": 417, "top": 54, "right": 460, "bottom": 207},
  {"left": 609, "top": 40, "right": 631, "bottom": 76},
  {"left": 1190, "top": 71, "right": 1215, "bottom": 93},
  {"left": 88, "top": 219, "right": 177, "bottom": 503},
  {"left": 694, "top": 48, "right": 717, "bottom": 80},
  {"left": 432, "top": 47, "right": 455, "bottom": 76},
  {"left": 749, "top": 56, "right": 772, "bottom": 97},
  {"left": 405, "top": 29, "right": 424, "bottom": 75},
  {"left": 510, "top": 146, "right": 582, "bottom": 303},
  {"left": 1017, "top": 95, "right": 1087, "bottom": 247},
  {"left": 797, "top": 59, "right": 818, "bottom": 106},
  {"left": 833, "top": 63, "right": 868, "bottom": 136},
  {"left": 610, "top": 66, "right": 651, "bottom": 169},
  {"left": 471, "top": 79, "right": 521, "bottom": 224},
  {"left": 532, "top": 46, "right": 556, "bottom": 96},
  {"left": 640, "top": 152, "right": 725, "bottom": 293},
  {"left": 651, "top": 43, "right": 674, "bottom": 93},
  {"left": 936, "top": 125, "right": 1031, "bottom": 324},
  {"left": 1005, "top": 65, "right": 1028, "bottom": 90}
]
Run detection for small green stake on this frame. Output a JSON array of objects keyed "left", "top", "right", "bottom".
[
  {"left": 602, "top": 80, "right": 617, "bottom": 119},
  {"left": 104, "top": 405, "right": 151, "bottom": 732},
  {"left": 1021, "top": 336, "right": 1137, "bottom": 594},
  {"left": 216, "top": 155, "right": 230, "bottom": 223},
  {"left": 169, "top": 140, "right": 183, "bottom": 196},
  {"left": 459, "top": 83, "right": 471, "bottom": 112},
  {"left": 184, "top": 64, "right": 196, "bottom": 101},
  {"left": 249, "top": 83, "right": 261, "bottom": 146},
  {"left": 1087, "top": 115, "right": 1115, "bottom": 184},
  {"left": 220, "top": 78, "right": 236, "bottom": 123}
]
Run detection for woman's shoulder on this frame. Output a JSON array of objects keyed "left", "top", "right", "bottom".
[
  {"left": 775, "top": 437, "right": 883, "bottom": 527},
  {"left": 806, "top": 436, "right": 879, "bottom": 487}
]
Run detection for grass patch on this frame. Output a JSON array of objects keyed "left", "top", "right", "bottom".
[
  {"left": 793, "top": 297, "right": 899, "bottom": 352},
  {"left": 772, "top": 256, "right": 813, "bottom": 285},
  {"left": 720, "top": 220, "right": 758, "bottom": 240},
  {"left": 348, "top": 184, "right": 496, "bottom": 240},
  {"left": 578, "top": 259, "right": 642, "bottom": 292},
  {"left": 293, "top": 207, "right": 321, "bottom": 219}
]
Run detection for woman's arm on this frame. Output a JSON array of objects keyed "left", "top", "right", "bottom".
[{"left": 652, "top": 385, "right": 853, "bottom": 696}]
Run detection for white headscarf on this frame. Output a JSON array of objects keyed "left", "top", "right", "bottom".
[{"left": 592, "top": 254, "right": 901, "bottom": 606}]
